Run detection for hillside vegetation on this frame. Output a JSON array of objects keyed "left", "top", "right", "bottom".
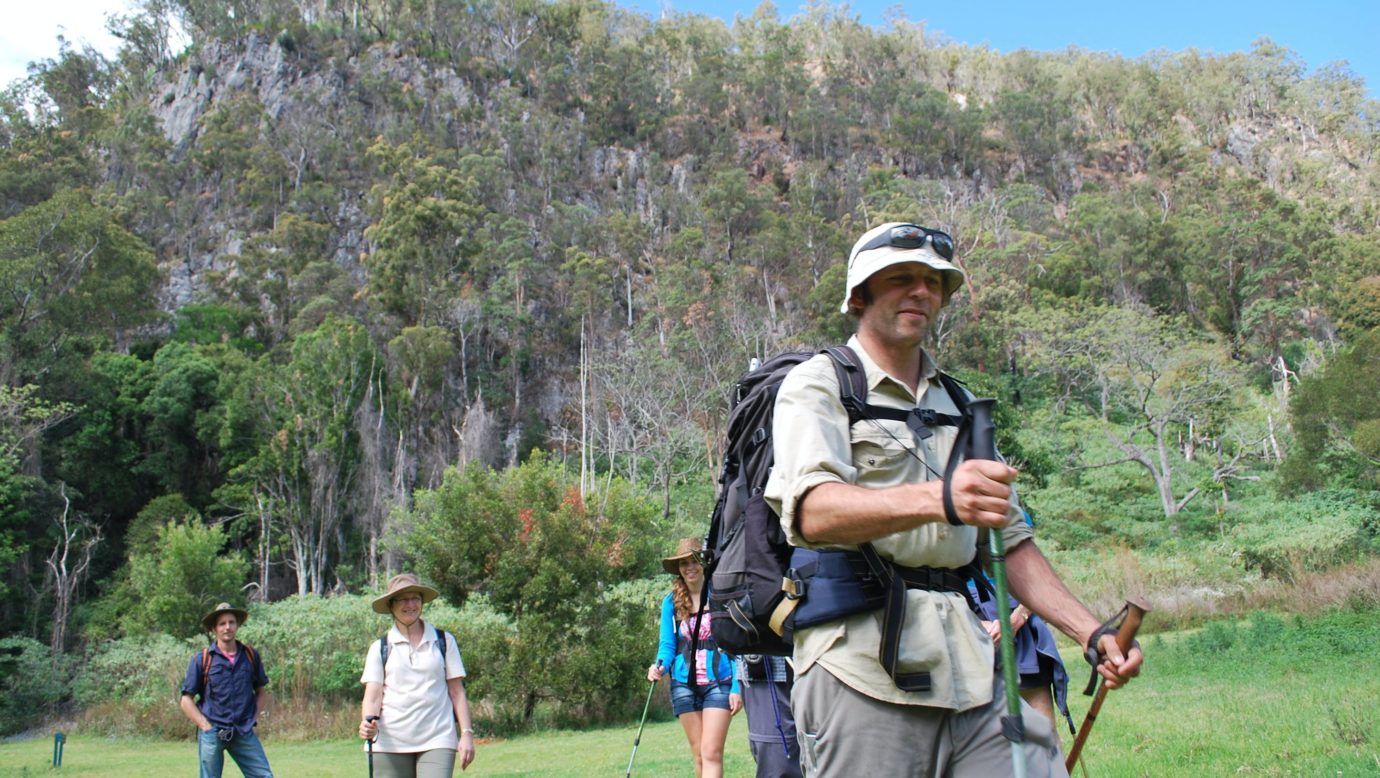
[{"left": 1, "top": 0, "right": 1378, "bottom": 735}]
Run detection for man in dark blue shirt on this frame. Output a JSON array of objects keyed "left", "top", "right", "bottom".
[{"left": 179, "top": 602, "right": 274, "bottom": 778}]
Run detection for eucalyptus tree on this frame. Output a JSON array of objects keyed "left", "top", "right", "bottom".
[
  {"left": 1018, "top": 303, "right": 1259, "bottom": 518},
  {"left": 223, "top": 315, "right": 382, "bottom": 596}
]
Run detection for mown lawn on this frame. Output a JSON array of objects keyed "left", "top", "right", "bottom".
[
  {"left": 0, "top": 717, "right": 757, "bottom": 777},
  {"left": 3, "top": 607, "right": 1377, "bottom": 777}
]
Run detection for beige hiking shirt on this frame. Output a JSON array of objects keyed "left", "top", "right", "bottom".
[{"left": 764, "top": 336, "right": 1032, "bottom": 711}]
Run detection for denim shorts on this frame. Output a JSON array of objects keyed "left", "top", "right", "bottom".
[{"left": 670, "top": 679, "right": 731, "bottom": 716}]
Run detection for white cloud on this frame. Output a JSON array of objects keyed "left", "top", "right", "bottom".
[{"left": 1, "top": 0, "right": 133, "bottom": 90}]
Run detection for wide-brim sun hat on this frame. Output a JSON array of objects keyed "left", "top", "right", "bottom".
[
  {"left": 839, "top": 222, "right": 966, "bottom": 313},
  {"left": 371, "top": 573, "right": 440, "bottom": 614},
  {"left": 201, "top": 602, "right": 249, "bottom": 632},
  {"left": 662, "top": 537, "right": 704, "bottom": 575}
]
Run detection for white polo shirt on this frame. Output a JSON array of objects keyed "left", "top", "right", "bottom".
[{"left": 360, "top": 621, "right": 466, "bottom": 753}]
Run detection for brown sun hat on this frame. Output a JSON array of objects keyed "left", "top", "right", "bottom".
[
  {"left": 200, "top": 602, "right": 249, "bottom": 632},
  {"left": 661, "top": 537, "right": 704, "bottom": 575},
  {"left": 371, "top": 573, "right": 440, "bottom": 614}
]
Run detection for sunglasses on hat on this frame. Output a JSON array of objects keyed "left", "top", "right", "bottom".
[{"left": 853, "top": 224, "right": 955, "bottom": 262}]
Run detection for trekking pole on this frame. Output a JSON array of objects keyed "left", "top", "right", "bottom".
[
  {"left": 967, "top": 398, "right": 1027, "bottom": 778},
  {"left": 1065, "top": 598, "right": 1150, "bottom": 773},
  {"left": 625, "top": 661, "right": 661, "bottom": 778},
  {"left": 365, "top": 715, "right": 379, "bottom": 778}
]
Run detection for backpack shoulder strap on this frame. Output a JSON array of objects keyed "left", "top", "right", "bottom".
[
  {"left": 435, "top": 626, "right": 449, "bottom": 665},
  {"left": 824, "top": 346, "right": 965, "bottom": 429},
  {"left": 379, "top": 635, "right": 390, "bottom": 677},
  {"left": 821, "top": 345, "right": 871, "bottom": 423},
  {"left": 934, "top": 371, "right": 971, "bottom": 417},
  {"left": 241, "top": 642, "right": 262, "bottom": 686},
  {"left": 200, "top": 648, "right": 212, "bottom": 698}
]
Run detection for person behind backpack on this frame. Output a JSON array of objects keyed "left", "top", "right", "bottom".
[
  {"left": 763, "top": 222, "right": 1143, "bottom": 777},
  {"left": 179, "top": 602, "right": 274, "bottom": 778},
  {"left": 647, "top": 537, "right": 742, "bottom": 778},
  {"left": 970, "top": 512, "right": 1074, "bottom": 746},
  {"left": 359, "top": 573, "right": 476, "bottom": 776},
  {"left": 735, "top": 654, "right": 803, "bottom": 778}
]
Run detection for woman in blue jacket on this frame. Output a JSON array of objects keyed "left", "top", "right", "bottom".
[{"left": 647, "top": 537, "right": 742, "bottom": 778}]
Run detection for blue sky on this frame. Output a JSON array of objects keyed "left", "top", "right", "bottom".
[
  {"left": 628, "top": 0, "right": 1379, "bottom": 98},
  {"left": 4, "top": 1, "right": 1376, "bottom": 98}
]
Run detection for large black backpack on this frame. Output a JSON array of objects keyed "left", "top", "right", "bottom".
[{"left": 703, "top": 346, "right": 970, "bottom": 656}]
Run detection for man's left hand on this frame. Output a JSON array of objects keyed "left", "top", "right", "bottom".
[{"left": 1094, "top": 633, "right": 1143, "bottom": 690}]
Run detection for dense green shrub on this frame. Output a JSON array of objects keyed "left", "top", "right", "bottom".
[
  {"left": 0, "top": 638, "right": 67, "bottom": 735},
  {"left": 72, "top": 633, "right": 192, "bottom": 708},
  {"left": 69, "top": 633, "right": 193, "bottom": 736},
  {"left": 1231, "top": 492, "right": 1380, "bottom": 580}
]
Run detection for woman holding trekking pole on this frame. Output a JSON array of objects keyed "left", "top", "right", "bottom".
[
  {"left": 647, "top": 537, "right": 741, "bottom": 778},
  {"left": 359, "top": 573, "right": 476, "bottom": 777}
]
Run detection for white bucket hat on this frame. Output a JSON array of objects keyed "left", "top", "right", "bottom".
[{"left": 840, "top": 222, "right": 965, "bottom": 313}]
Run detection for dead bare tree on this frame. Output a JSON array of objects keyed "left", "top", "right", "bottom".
[{"left": 44, "top": 484, "right": 102, "bottom": 655}]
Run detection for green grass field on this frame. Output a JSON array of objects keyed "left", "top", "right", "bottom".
[
  {"left": 3, "top": 608, "right": 1377, "bottom": 777},
  {"left": 0, "top": 717, "right": 757, "bottom": 777}
]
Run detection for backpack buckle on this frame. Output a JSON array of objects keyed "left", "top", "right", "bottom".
[
  {"left": 783, "top": 569, "right": 807, "bottom": 601},
  {"left": 907, "top": 409, "right": 937, "bottom": 440}
]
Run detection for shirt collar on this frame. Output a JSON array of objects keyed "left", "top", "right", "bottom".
[
  {"left": 387, "top": 621, "right": 431, "bottom": 645},
  {"left": 845, "top": 334, "right": 938, "bottom": 402}
]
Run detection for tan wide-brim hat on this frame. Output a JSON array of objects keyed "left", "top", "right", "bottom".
[
  {"left": 661, "top": 537, "right": 704, "bottom": 575},
  {"left": 201, "top": 602, "right": 249, "bottom": 632},
  {"left": 371, "top": 573, "right": 440, "bottom": 614}
]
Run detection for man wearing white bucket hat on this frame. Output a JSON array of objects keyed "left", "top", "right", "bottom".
[{"left": 764, "top": 223, "right": 1143, "bottom": 776}]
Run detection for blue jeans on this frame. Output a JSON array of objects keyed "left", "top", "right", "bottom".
[
  {"left": 670, "top": 679, "right": 731, "bottom": 716},
  {"left": 199, "top": 727, "right": 273, "bottom": 778}
]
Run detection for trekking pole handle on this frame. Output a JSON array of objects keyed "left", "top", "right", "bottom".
[
  {"left": 1115, "top": 599, "right": 1149, "bottom": 656},
  {"left": 365, "top": 714, "right": 380, "bottom": 744},
  {"left": 1066, "top": 597, "right": 1151, "bottom": 772},
  {"left": 967, "top": 398, "right": 998, "bottom": 461}
]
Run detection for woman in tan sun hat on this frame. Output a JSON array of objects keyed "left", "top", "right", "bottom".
[
  {"left": 647, "top": 537, "right": 741, "bottom": 778},
  {"left": 359, "top": 574, "right": 476, "bottom": 776}
]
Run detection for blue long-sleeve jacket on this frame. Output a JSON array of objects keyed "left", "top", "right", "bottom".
[{"left": 655, "top": 593, "right": 740, "bottom": 693}]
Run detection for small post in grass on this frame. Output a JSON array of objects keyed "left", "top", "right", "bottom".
[{"left": 53, "top": 731, "right": 65, "bottom": 767}]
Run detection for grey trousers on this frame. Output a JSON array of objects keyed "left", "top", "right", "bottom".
[
  {"left": 371, "top": 748, "right": 457, "bottom": 778},
  {"left": 743, "top": 679, "right": 804, "bottom": 778},
  {"left": 793, "top": 667, "right": 1067, "bottom": 778}
]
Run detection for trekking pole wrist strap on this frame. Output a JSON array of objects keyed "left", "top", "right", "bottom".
[{"left": 1082, "top": 602, "right": 1138, "bottom": 695}]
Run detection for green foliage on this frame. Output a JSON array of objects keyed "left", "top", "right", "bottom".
[
  {"left": 71, "top": 633, "right": 191, "bottom": 710},
  {"left": 122, "top": 519, "right": 250, "bottom": 639},
  {"left": 171, "top": 303, "right": 264, "bottom": 354},
  {"left": 0, "top": 188, "right": 160, "bottom": 377},
  {"left": 1283, "top": 330, "right": 1380, "bottom": 492},
  {"left": 125, "top": 493, "right": 200, "bottom": 557},
  {"left": 1230, "top": 491, "right": 1380, "bottom": 580},
  {"left": 400, "top": 452, "right": 666, "bottom": 727},
  {"left": 0, "top": 637, "right": 66, "bottom": 735}
]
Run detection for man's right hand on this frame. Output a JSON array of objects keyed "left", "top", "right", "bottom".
[{"left": 948, "top": 459, "right": 1017, "bottom": 528}]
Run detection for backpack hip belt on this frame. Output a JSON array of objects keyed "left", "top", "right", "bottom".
[{"left": 785, "top": 548, "right": 978, "bottom": 645}]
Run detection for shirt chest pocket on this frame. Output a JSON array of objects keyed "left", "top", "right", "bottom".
[
  {"left": 208, "top": 660, "right": 242, "bottom": 691},
  {"left": 850, "top": 426, "right": 915, "bottom": 482}
]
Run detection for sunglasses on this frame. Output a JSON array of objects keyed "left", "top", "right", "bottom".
[{"left": 853, "top": 224, "right": 955, "bottom": 262}]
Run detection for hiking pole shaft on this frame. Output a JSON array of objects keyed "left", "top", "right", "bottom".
[
  {"left": 365, "top": 715, "right": 379, "bottom": 778},
  {"left": 626, "top": 662, "right": 660, "bottom": 778},
  {"left": 967, "top": 399, "right": 1028, "bottom": 778},
  {"left": 1065, "top": 599, "right": 1149, "bottom": 772}
]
